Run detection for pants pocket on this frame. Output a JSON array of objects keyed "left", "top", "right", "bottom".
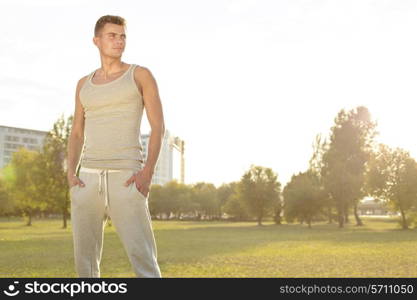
[
  {"left": 133, "top": 185, "right": 147, "bottom": 199},
  {"left": 125, "top": 170, "right": 147, "bottom": 200}
]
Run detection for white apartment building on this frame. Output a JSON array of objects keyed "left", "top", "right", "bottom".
[
  {"left": 0, "top": 125, "right": 48, "bottom": 169},
  {"left": 140, "top": 129, "right": 185, "bottom": 185}
]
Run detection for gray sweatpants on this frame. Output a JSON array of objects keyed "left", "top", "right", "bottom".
[{"left": 69, "top": 166, "right": 162, "bottom": 278}]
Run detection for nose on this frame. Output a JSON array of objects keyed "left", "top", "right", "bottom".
[{"left": 113, "top": 37, "right": 124, "bottom": 46}]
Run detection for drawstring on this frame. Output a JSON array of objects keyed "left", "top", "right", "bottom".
[
  {"left": 98, "top": 170, "right": 103, "bottom": 194},
  {"left": 79, "top": 167, "right": 126, "bottom": 219},
  {"left": 98, "top": 170, "right": 109, "bottom": 210}
]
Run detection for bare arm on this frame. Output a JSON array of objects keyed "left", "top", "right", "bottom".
[
  {"left": 135, "top": 66, "right": 165, "bottom": 176},
  {"left": 66, "top": 76, "right": 87, "bottom": 182}
]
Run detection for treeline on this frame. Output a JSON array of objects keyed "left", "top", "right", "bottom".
[
  {"left": 1, "top": 106, "right": 417, "bottom": 230},
  {"left": 148, "top": 167, "right": 281, "bottom": 226}
]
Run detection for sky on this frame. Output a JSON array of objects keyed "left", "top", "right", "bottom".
[{"left": 1, "top": 0, "right": 417, "bottom": 187}]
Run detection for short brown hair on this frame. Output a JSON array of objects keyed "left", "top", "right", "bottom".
[{"left": 94, "top": 15, "right": 126, "bottom": 37}]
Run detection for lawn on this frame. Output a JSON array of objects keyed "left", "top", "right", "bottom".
[{"left": 0, "top": 216, "right": 416, "bottom": 277}]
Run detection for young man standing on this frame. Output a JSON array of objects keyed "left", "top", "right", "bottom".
[{"left": 66, "top": 15, "right": 165, "bottom": 278}]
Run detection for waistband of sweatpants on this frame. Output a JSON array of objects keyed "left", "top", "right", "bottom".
[{"left": 79, "top": 167, "right": 126, "bottom": 173}]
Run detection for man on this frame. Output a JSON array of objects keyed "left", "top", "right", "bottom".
[{"left": 66, "top": 15, "right": 165, "bottom": 278}]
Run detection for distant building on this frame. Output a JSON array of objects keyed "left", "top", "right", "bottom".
[
  {"left": 140, "top": 129, "right": 185, "bottom": 185},
  {"left": 0, "top": 125, "right": 48, "bottom": 168},
  {"left": 357, "top": 198, "right": 389, "bottom": 215},
  {"left": 0, "top": 125, "right": 185, "bottom": 186}
]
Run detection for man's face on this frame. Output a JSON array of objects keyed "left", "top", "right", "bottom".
[{"left": 93, "top": 23, "right": 126, "bottom": 58}]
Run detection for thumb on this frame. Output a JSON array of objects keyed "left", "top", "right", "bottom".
[
  {"left": 78, "top": 178, "right": 85, "bottom": 187},
  {"left": 124, "top": 175, "right": 134, "bottom": 186}
]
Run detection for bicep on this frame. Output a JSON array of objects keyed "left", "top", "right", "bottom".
[{"left": 140, "top": 68, "right": 165, "bottom": 128}]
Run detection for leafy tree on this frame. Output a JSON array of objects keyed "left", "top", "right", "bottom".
[
  {"left": 8, "top": 148, "right": 43, "bottom": 226},
  {"left": 148, "top": 184, "right": 163, "bottom": 218},
  {"left": 159, "top": 180, "right": 184, "bottom": 219},
  {"left": 43, "top": 114, "right": 72, "bottom": 228},
  {"left": 366, "top": 144, "right": 417, "bottom": 229},
  {"left": 175, "top": 182, "right": 194, "bottom": 218},
  {"left": 222, "top": 190, "right": 250, "bottom": 221},
  {"left": 273, "top": 193, "right": 283, "bottom": 225},
  {"left": 217, "top": 182, "right": 238, "bottom": 219},
  {"left": 0, "top": 165, "right": 16, "bottom": 218},
  {"left": 238, "top": 165, "right": 280, "bottom": 226},
  {"left": 308, "top": 134, "right": 334, "bottom": 223},
  {"left": 322, "top": 106, "right": 377, "bottom": 228},
  {"left": 283, "top": 171, "right": 324, "bottom": 228},
  {"left": 191, "top": 182, "right": 219, "bottom": 220}
]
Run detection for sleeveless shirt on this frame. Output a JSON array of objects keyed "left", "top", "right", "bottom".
[{"left": 79, "top": 63, "right": 145, "bottom": 172}]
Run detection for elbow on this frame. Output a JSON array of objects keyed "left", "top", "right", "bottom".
[{"left": 150, "top": 122, "right": 165, "bottom": 136}]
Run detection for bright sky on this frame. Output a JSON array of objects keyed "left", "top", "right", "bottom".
[{"left": 1, "top": 0, "right": 417, "bottom": 187}]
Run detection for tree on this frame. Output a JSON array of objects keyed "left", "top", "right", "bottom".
[
  {"left": 283, "top": 171, "right": 324, "bottom": 228},
  {"left": 159, "top": 180, "right": 184, "bottom": 219},
  {"left": 366, "top": 144, "right": 417, "bottom": 229},
  {"left": 147, "top": 184, "right": 163, "bottom": 218},
  {"left": 191, "top": 182, "right": 219, "bottom": 220},
  {"left": 175, "top": 181, "right": 194, "bottom": 219},
  {"left": 217, "top": 182, "right": 238, "bottom": 219},
  {"left": 238, "top": 165, "right": 281, "bottom": 226},
  {"left": 308, "top": 134, "right": 334, "bottom": 223},
  {"left": 43, "top": 114, "right": 73, "bottom": 228},
  {"left": 222, "top": 187, "right": 250, "bottom": 221},
  {"left": 321, "top": 106, "right": 377, "bottom": 228},
  {"left": 8, "top": 148, "right": 43, "bottom": 226},
  {"left": 273, "top": 194, "right": 283, "bottom": 225},
  {"left": 0, "top": 165, "right": 16, "bottom": 218}
]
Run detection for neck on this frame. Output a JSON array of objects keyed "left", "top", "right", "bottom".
[{"left": 98, "top": 58, "right": 126, "bottom": 78}]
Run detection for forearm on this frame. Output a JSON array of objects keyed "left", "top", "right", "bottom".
[
  {"left": 67, "top": 135, "right": 84, "bottom": 176},
  {"left": 143, "top": 126, "right": 165, "bottom": 175}
]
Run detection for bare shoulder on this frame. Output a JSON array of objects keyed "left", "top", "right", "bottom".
[
  {"left": 133, "top": 65, "right": 158, "bottom": 94},
  {"left": 79, "top": 74, "right": 89, "bottom": 83},
  {"left": 134, "top": 65, "right": 153, "bottom": 78},
  {"left": 76, "top": 75, "right": 89, "bottom": 91}
]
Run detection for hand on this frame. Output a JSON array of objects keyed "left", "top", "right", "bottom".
[
  {"left": 124, "top": 168, "right": 152, "bottom": 197},
  {"left": 67, "top": 174, "right": 85, "bottom": 188}
]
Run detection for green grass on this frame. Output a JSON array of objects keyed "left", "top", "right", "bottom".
[{"left": 0, "top": 216, "right": 416, "bottom": 277}]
